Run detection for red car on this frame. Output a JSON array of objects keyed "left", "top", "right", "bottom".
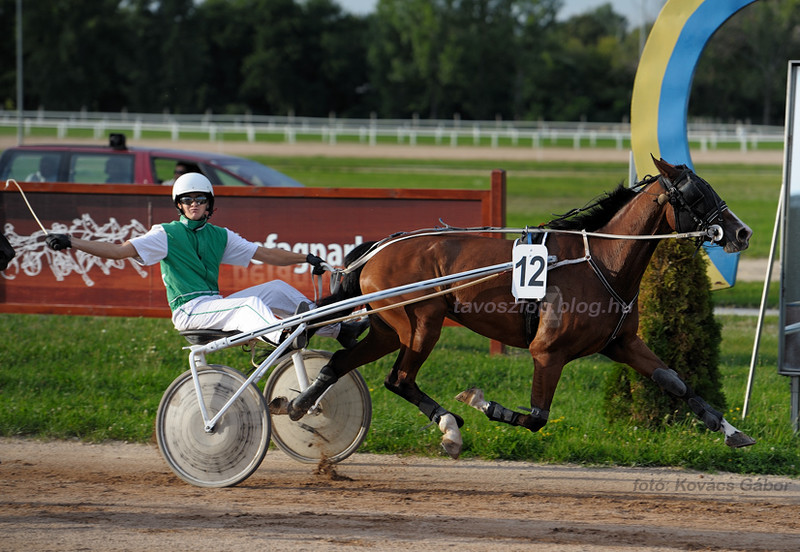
[{"left": 0, "top": 133, "right": 302, "bottom": 187}]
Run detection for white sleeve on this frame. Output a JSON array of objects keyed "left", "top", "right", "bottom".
[
  {"left": 128, "top": 225, "right": 168, "bottom": 266},
  {"left": 221, "top": 228, "right": 258, "bottom": 266}
]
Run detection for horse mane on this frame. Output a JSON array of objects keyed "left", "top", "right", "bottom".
[{"left": 544, "top": 183, "right": 638, "bottom": 231}]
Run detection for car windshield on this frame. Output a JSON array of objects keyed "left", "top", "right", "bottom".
[{"left": 213, "top": 158, "right": 302, "bottom": 187}]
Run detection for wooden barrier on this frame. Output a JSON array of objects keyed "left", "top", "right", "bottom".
[{"left": 1, "top": 171, "right": 506, "bottom": 324}]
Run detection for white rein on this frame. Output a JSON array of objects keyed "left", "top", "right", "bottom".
[{"left": 338, "top": 223, "right": 720, "bottom": 275}]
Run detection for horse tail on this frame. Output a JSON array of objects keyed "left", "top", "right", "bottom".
[{"left": 316, "top": 241, "right": 377, "bottom": 311}]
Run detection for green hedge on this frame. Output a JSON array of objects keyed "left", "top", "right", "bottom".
[{"left": 605, "top": 239, "right": 726, "bottom": 427}]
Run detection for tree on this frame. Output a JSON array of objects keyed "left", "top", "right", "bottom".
[
  {"left": 368, "top": 0, "right": 444, "bottom": 118},
  {"left": 368, "top": 0, "right": 561, "bottom": 119},
  {"left": 0, "top": 0, "right": 18, "bottom": 110},
  {"left": 438, "top": 0, "right": 537, "bottom": 120},
  {"left": 296, "top": 0, "right": 372, "bottom": 117},
  {"left": 522, "top": 4, "right": 635, "bottom": 121},
  {"left": 120, "top": 0, "right": 208, "bottom": 114},
  {"left": 238, "top": 0, "right": 368, "bottom": 116},
  {"left": 21, "top": 0, "right": 130, "bottom": 111},
  {"left": 692, "top": 0, "right": 800, "bottom": 125},
  {"left": 198, "top": 0, "right": 269, "bottom": 114},
  {"left": 3, "top": 0, "right": 795, "bottom": 123}
]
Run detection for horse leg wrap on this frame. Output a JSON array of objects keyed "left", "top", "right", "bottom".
[
  {"left": 287, "top": 365, "right": 338, "bottom": 421},
  {"left": 652, "top": 369, "right": 721, "bottom": 431},
  {"left": 419, "top": 397, "right": 464, "bottom": 428},
  {"left": 485, "top": 401, "right": 521, "bottom": 425},
  {"left": 652, "top": 367, "right": 688, "bottom": 397},
  {"left": 519, "top": 407, "right": 550, "bottom": 432},
  {"left": 687, "top": 395, "right": 723, "bottom": 432}
]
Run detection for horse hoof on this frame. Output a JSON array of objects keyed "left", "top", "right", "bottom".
[
  {"left": 726, "top": 431, "right": 756, "bottom": 448},
  {"left": 268, "top": 396, "right": 289, "bottom": 416},
  {"left": 441, "top": 438, "right": 462, "bottom": 459},
  {"left": 455, "top": 388, "right": 486, "bottom": 409},
  {"left": 439, "top": 413, "right": 462, "bottom": 459},
  {"left": 286, "top": 401, "right": 306, "bottom": 421}
]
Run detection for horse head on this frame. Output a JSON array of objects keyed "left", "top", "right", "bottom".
[{"left": 652, "top": 157, "right": 751, "bottom": 253}]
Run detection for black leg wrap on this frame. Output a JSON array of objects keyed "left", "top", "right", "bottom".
[
  {"left": 687, "top": 396, "right": 723, "bottom": 432},
  {"left": 486, "top": 401, "right": 521, "bottom": 425},
  {"left": 315, "top": 364, "right": 339, "bottom": 385},
  {"left": 652, "top": 367, "right": 688, "bottom": 397},
  {"left": 419, "top": 397, "right": 464, "bottom": 427},
  {"left": 287, "top": 365, "right": 339, "bottom": 421},
  {"left": 418, "top": 396, "right": 440, "bottom": 420},
  {"left": 520, "top": 407, "right": 549, "bottom": 432}
]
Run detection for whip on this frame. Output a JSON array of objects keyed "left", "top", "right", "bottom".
[{"left": 4, "top": 179, "right": 49, "bottom": 234}]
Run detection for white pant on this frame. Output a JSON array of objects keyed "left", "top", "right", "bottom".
[{"left": 172, "top": 280, "right": 339, "bottom": 344}]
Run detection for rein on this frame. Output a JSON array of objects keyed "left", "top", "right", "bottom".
[
  {"left": 338, "top": 225, "right": 712, "bottom": 276},
  {"left": 339, "top": 171, "right": 720, "bottom": 276},
  {"left": 307, "top": 270, "right": 507, "bottom": 330}
]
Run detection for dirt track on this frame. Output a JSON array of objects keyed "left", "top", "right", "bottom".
[{"left": 1, "top": 438, "right": 798, "bottom": 551}]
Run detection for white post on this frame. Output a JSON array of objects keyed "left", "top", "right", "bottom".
[
  {"left": 742, "top": 188, "right": 782, "bottom": 418},
  {"left": 792, "top": 377, "right": 799, "bottom": 432}
]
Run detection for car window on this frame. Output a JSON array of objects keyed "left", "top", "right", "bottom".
[
  {"left": 70, "top": 154, "right": 134, "bottom": 183},
  {"left": 152, "top": 157, "right": 203, "bottom": 185},
  {"left": 0, "top": 152, "right": 62, "bottom": 182},
  {"left": 212, "top": 158, "right": 302, "bottom": 187},
  {"left": 203, "top": 165, "right": 246, "bottom": 187},
  {"left": 153, "top": 157, "right": 178, "bottom": 184}
]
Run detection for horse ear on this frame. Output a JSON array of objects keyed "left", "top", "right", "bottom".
[{"left": 651, "top": 155, "right": 676, "bottom": 178}]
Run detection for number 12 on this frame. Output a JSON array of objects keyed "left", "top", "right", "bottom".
[{"left": 515, "top": 254, "right": 545, "bottom": 288}]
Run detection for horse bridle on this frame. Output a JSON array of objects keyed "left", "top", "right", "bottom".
[{"left": 657, "top": 167, "right": 728, "bottom": 242}]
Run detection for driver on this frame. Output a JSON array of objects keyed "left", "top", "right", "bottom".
[{"left": 44, "top": 173, "right": 366, "bottom": 347}]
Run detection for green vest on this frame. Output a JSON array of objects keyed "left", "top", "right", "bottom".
[{"left": 160, "top": 218, "right": 228, "bottom": 310}]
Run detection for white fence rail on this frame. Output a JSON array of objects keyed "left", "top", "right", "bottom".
[{"left": 0, "top": 110, "right": 785, "bottom": 152}]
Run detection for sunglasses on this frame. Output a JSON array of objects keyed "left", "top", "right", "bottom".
[{"left": 178, "top": 196, "right": 208, "bottom": 206}]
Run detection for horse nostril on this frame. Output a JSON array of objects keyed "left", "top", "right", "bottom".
[{"left": 737, "top": 226, "right": 752, "bottom": 246}]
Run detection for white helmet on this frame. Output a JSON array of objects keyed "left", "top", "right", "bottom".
[
  {"left": 172, "top": 172, "right": 213, "bottom": 201},
  {"left": 172, "top": 172, "right": 215, "bottom": 215}
]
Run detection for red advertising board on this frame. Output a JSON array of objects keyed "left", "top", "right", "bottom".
[{"left": 1, "top": 171, "right": 506, "bottom": 318}]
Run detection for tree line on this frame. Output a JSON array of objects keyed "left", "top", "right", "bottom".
[{"left": 1, "top": 0, "right": 798, "bottom": 125}]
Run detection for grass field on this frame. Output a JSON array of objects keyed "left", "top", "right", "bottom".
[
  {"left": 1, "top": 151, "right": 795, "bottom": 475},
  {"left": 0, "top": 312, "right": 796, "bottom": 475}
]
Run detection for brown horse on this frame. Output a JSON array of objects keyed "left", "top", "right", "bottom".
[{"left": 281, "top": 158, "right": 755, "bottom": 458}]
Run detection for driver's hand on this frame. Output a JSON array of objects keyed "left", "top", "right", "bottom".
[
  {"left": 306, "top": 254, "right": 326, "bottom": 275},
  {"left": 46, "top": 233, "right": 72, "bottom": 251}
]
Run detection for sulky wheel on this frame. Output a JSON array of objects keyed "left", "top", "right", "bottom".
[
  {"left": 264, "top": 350, "right": 371, "bottom": 464},
  {"left": 156, "top": 364, "right": 270, "bottom": 487}
]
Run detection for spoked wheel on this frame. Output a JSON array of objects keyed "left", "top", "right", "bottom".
[
  {"left": 156, "top": 364, "right": 270, "bottom": 487},
  {"left": 264, "top": 350, "right": 371, "bottom": 464}
]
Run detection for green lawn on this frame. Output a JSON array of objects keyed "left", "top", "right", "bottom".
[
  {"left": 1, "top": 149, "right": 792, "bottom": 474},
  {"left": 0, "top": 312, "right": 796, "bottom": 475}
]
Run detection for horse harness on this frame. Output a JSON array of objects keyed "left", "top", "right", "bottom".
[
  {"left": 337, "top": 166, "right": 726, "bottom": 350},
  {"left": 518, "top": 229, "right": 638, "bottom": 348},
  {"left": 521, "top": 167, "right": 727, "bottom": 348},
  {"left": 656, "top": 167, "right": 728, "bottom": 242}
]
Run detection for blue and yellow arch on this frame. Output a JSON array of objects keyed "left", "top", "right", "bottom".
[{"left": 631, "top": 0, "right": 758, "bottom": 289}]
